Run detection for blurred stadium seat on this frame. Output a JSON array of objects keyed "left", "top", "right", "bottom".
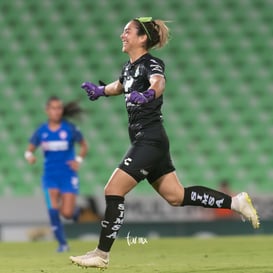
[{"left": 0, "top": 0, "right": 272, "bottom": 196}]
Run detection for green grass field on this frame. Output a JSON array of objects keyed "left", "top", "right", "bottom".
[{"left": 1, "top": 236, "right": 272, "bottom": 273}]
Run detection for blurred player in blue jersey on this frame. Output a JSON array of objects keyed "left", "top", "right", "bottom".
[{"left": 24, "top": 96, "right": 88, "bottom": 252}]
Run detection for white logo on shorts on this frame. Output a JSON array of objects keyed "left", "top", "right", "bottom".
[
  {"left": 71, "top": 177, "right": 79, "bottom": 189},
  {"left": 124, "top": 157, "right": 132, "bottom": 166},
  {"left": 140, "top": 169, "right": 148, "bottom": 176}
]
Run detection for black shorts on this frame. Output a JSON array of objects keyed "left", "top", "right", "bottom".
[{"left": 118, "top": 123, "right": 175, "bottom": 183}]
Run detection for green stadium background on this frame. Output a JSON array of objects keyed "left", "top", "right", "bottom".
[{"left": 0, "top": 0, "right": 272, "bottom": 198}]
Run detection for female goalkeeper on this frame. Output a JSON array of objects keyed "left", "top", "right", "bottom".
[{"left": 70, "top": 17, "right": 259, "bottom": 268}]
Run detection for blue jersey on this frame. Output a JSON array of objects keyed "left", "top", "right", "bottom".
[{"left": 29, "top": 119, "right": 84, "bottom": 179}]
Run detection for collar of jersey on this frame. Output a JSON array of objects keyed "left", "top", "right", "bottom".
[{"left": 129, "top": 53, "right": 150, "bottom": 66}]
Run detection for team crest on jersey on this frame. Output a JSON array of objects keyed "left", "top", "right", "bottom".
[
  {"left": 42, "top": 133, "right": 48, "bottom": 139},
  {"left": 59, "top": 130, "right": 67, "bottom": 139}
]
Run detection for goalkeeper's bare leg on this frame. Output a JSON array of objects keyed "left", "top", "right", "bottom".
[{"left": 152, "top": 172, "right": 259, "bottom": 229}]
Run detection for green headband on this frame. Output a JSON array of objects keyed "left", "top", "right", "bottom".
[{"left": 135, "top": 17, "right": 153, "bottom": 40}]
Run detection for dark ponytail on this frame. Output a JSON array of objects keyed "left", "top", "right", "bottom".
[
  {"left": 47, "top": 96, "right": 85, "bottom": 120},
  {"left": 63, "top": 100, "right": 85, "bottom": 120}
]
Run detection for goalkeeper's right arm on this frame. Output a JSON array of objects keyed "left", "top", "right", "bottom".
[{"left": 104, "top": 80, "right": 124, "bottom": 96}]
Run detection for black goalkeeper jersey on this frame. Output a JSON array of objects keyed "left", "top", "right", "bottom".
[{"left": 119, "top": 53, "right": 165, "bottom": 128}]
